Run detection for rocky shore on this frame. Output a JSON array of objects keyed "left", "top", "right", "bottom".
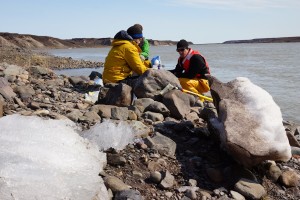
[
  {"left": 0, "top": 46, "right": 103, "bottom": 69},
  {"left": 1, "top": 53, "right": 300, "bottom": 200}
]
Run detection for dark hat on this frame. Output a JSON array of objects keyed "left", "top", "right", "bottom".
[
  {"left": 127, "top": 26, "right": 143, "bottom": 39},
  {"left": 133, "top": 24, "right": 143, "bottom": 31},
  {"left": 177, "top": 39, "right": 189, "bottom": 50}
]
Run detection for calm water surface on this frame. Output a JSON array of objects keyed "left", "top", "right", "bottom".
[{"left": 46, "top": 43, "right": 300, "bottom": 123}]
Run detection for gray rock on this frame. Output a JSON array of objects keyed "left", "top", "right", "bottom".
[
  {"left": 230, "top": 190, "right": 245, "bottom": 200},
  {"left": 134, "top": 69, "right": 181, "bottom": 101},
  {"left": 98, "top": 83, "right": 132, "bottom": 107},
  {"left": 185, "top": 112, "right": 200, "bottom": 123},
  {"left": 107, "top": 153, "right": 126, "bottom": 166},
  {"left": 90, "top": 104, "right": 115, "bottom": 119},
  {"left": 104, "top": 176, "right": 130, "bottom": 193},
  {"left": 68, "top": 76, "right": 87, "bottom": 86},
  {"left": 144, "top": 101, "right": 170, "bottom": 117},
  {"left": 13, "top": 97, "right": 25, "bottom": 108},
  {"left": 127, "top": 110, "right": 137, "bottom": 120},
  {"left": 150, "top": 171, "right": 162, "bottom": 183},
  {"left": 296, "top": 126, "right": 300, "bottom": 135},
  {"left": 126, "top": 120, "right": 152, "bottom": 138},
  {"left": 165, "top": 192, "right": 173, "bottom": 198},
  {"left": 234, "top": 178, "right": 266, "bottom": 200},
  {"left": 114, "top": 189, "right": 143, "bottom": 200},
  {"left": 286, "top": 131, "right": 300, "bottom": 147},
  {"left": 29, "top": 66, "right": 53, "bottom": 76},
  {"left": 3, "top": 64, "right": 27, "bottom": 79},
  {"left": 163, "top": 90, "right": 191, "bottom": 119},
  {"left": 185, "top": 189, "right": 197, "bottom": 200},
  {"left": 177, "top": 186, "right": 199, "bottom": 193},
  {"left": 132, "top": 171, "right": 143, "bottom": 178},
  {"left": 266, "top": 164, "right": 282, "bottom": 182},
  {"left": 279, "top": 170, "right": 300, "bottom": 187},
  {"left": 45, "top": 78, "right": 64, "bottom": 87},
  {"left": 188, "top": 179, "right": 197, "bottom": 187},
  {"left": 180, "top": 196, "right": 191, "bottom": 200},
  {"left": 0, "top": 77, "right": 17, "bottom": 100},
  {"left": 151, "top": 132, "right": 176, "bottom": 157},
  {"left": 142, "top": 111, "right": 164, "bottom": 122},
  {"left": 159, "top": 170, "right": 175, "bottom": 189},
  {"left": 111, "top": 107, "right": 129, "bottom": 120},
  {"left": 14, "top": 85, "right": 36, "bottom": 101},
  {"left": 81, "top": 111, "right": 101, "bottom": 123},
  {"left": 66, "top": 109, "right": 83, "bottom": 122},
  {"left": 133, "top": 98, "right": 154, "bottom": 112}
]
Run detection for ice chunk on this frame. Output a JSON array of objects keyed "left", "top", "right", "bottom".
[
  {"left": 82, "top": 120, "right": 135, "bottom": 151},
  {"left": 0, "top": 114, "right": 108, "bottom": 200},
  {"left": 233, "top": 78, "right": 286, "bottom": 138}
]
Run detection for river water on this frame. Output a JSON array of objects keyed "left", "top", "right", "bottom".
[{"left": 46, "top": 43, "right": 300, "bottom": 123}]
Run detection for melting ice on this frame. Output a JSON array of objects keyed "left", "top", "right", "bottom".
[{"left": 0, "top": 114, "right": 109, "bottom": 200}]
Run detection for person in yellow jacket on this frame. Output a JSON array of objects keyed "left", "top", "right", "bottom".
[
  {"left": 103, "top": 26, "right": 149, "bottom": 88},
  {"left": 170, "top": 39, "right": 210, "bottom": 101}
]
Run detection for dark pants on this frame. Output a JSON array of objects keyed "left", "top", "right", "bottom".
[{"left": 118, "top": 76, "right": 139, "bottom": 89}]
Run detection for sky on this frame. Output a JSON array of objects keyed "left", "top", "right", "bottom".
[{"left": 0, "top": 0, "right": 299, "bottom": 44}]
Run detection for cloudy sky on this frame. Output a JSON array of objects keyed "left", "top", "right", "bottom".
[{"left": 1, "top": 0, "right": 299, "bottom": 44}]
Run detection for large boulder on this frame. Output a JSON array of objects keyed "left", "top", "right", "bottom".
[
  {"left": 133, "top": 69, "right": 181, "bottom": 101},
  {"left": 208, "top": 76, "right": 291, "bottom": 167}
]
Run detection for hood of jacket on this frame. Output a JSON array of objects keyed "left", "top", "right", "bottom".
[
  {"left": 112, "top": 30, "right": 134, "bottom": 47},
  {"left": 114, "top": 30, "right": 133, "bottom": 40}
]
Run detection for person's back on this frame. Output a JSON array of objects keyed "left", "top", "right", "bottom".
[{"left": 103, "top": 30, "right": 148, "bottom": 84}]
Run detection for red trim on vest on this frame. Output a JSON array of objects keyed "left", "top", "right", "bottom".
[{"left": 178, "top": 48, "right": 210, "bottom": 78}]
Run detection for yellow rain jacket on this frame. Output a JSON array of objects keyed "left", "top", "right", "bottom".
[{"left": 103, "top": 33, "right": 149, "bottom": 83}]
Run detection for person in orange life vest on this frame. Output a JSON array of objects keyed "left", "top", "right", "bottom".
[{"left": 171, "top": 39, "right": 210, "bottom": 99}]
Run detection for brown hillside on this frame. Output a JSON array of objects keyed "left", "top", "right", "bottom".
[{"left": 0, "top": 32, "right": 179, "bottom": 49}]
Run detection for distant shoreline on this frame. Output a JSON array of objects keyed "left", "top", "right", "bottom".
[
  {"left": 223, "top": 36, "right": 300, "bottom": 44},
  {"left": 0, "top": 32, "right": 179, "bottom": 49},
  {"left": 1, "top": 32, "right": 299, "bottom": 49}
]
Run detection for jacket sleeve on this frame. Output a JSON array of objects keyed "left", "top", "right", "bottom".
[
  {"left": 171, "top": 62, "right": 184, "bottom": 77},
  {"left": 124, "top": 44, "right": 148, "bottom": 75},
  {"left": 178, "top": 54, "right": 207, "bottom": 79},
  {"left": 140, "top": 39, "right": 150, "bottom": 59}
]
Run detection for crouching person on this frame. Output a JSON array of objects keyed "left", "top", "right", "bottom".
[
  {"left": 102, "top": 27, "right": 149, "bottom": 88},
  {"left": 171, "top": 39, "right": 211, "bottom": 101}
]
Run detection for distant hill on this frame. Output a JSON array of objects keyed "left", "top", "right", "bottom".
[
  {"left": 0, "top": 32, "right": 180, "bottom": 49},
  {"left": 223, "top": 36, "right": 300, "bottom": 44}
]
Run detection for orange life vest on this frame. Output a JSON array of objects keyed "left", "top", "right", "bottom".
[{"left": 178, "top": 48, "right": 210, "bottom": 78}]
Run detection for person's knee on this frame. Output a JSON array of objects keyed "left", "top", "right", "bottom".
[{"left": 179, "top": 78, "right": 194, "bottom": 87}]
